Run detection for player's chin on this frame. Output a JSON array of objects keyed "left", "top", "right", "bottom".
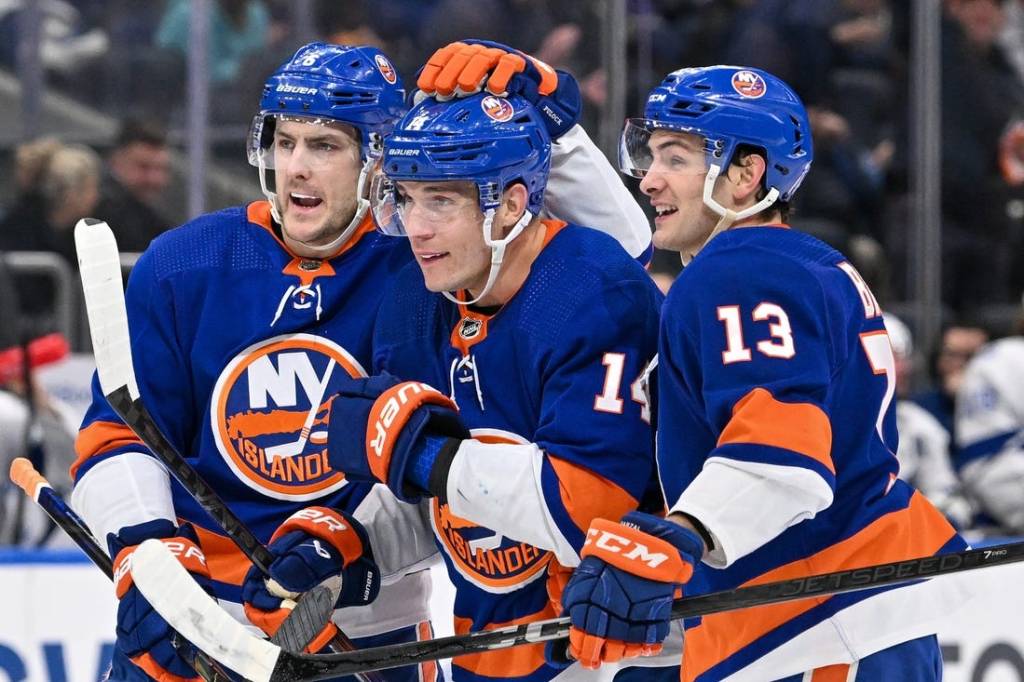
[{"left": 652, "top": 224, "right": 683, "bottom": 252}]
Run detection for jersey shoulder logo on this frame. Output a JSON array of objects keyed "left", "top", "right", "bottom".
[
  {"left": 210, "top": 333, "right": 367, "bottom": 501},
  {"left": 430, "top": 428, "right": 552, "bottom": 593}
]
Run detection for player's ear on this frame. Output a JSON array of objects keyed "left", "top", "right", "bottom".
[
  {"left": 727, "top": 151, "right": 767, "bottom": 206},
  {"left": 498, "top": 182, "right": 530, "bottom": 233}
]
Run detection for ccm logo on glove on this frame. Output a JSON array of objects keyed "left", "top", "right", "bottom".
[
  {"left": 367, "top": 382, "right": 449, "bottom": 458},
  {"left": 582, "top": 519, "right": 693, "bottom": 583}
]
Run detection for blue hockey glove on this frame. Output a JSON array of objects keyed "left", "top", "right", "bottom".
[
  {"left": 416, "top": 39, "right": 582, "bottom": 139},
  {"left": 242, "top": 506, "right": 379, "bottom": 653},
  {"left": 109, "top": 519, "right": 212, "bottom": 681},
  {"left": 554, "top": 511, "right": 703, "bottom": 670},
  {"left": 326, "top": 373, "right": 470, "bottom": 503}
]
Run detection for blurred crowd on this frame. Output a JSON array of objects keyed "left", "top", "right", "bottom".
[{"left": 3, "top": 0, "right": 1024, "bottom": 544}]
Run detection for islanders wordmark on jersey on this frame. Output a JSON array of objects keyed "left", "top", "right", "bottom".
[
  {"left": 430, "top": 428, "right": 553, "bottom": 594},
  {"left": 210, "top": 332, "right": 367, "bottom": 501}
]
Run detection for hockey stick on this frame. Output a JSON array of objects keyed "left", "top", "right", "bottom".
[
  {"left": 74, "top": 218, "right": 379, "bottom": 680},
  {"left": 132, "top": 535, "right": 1024, "bottom": 682},
  {"left": 8, "top": 457, "right": 232, "bottom": 682}
]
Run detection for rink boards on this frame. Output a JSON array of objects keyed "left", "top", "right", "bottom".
[{"left": 1, "top": 550, "right": 1022, "bottom": 681}]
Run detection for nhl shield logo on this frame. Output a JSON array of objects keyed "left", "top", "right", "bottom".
[
  {"left": 458, "top": 317, "right": 483, "bottom": 340},
  {"left": 481, "top": 96, "right": 515, "bottom": 122},
  {"left": 210, "top": 333, "right": 367, "bottom": 500},
  {"left": 731, "top": 70, "right": 767, "bottom": 99},
  {"left": 375, "top": 54, "right": 397, "bottom": 84}
]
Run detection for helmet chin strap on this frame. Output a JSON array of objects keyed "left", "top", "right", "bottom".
[
  {"left": 680, "top": 164, "right": 780, "bottom": 265},
  {"left": 443, "top": 208, "right": 534, "bottom": 306},
  {"left": 257, "top": 152, "right": 376, "bottom": 259}
]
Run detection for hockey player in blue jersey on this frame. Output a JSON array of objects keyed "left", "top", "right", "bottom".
[
  {"left": 318, "top": 84, "right": 681, "bottom": 681},
  {"left": 71, "top": 41, "right": 653, "bottom": 681},
  {"left": 548, "top": 66, "right": 973, "bottom": 681}
]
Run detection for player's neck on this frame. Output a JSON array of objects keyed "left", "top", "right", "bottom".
[{"left": 467, "top": 219, "right": 546, "bottom": 307}]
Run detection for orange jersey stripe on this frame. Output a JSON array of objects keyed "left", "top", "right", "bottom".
[
  {"left": 811, "top": 663, "right": 852, "bottom": 682},
  {"left": 246, "top": 200, "right": 377, "bottom": 260},
  {"left": 417, "top": 621, "right": 439, "bottom": 682},
  {"left": 452, "top": 604, "right": 557, "bottom": 678},
  {"left": 71, "top": 420, "right": 146, "bottom": 479},
  {"left": 548, "top": 455, "right": 638, "bottom": 537},
  {"left": 681, "top": 492, "right": 956, "bottom": 682},
  {"left": 718, "top": 388, "right": 834, "bottom": 474},
  {"left": 190, "top": 523, "right": 253, "bottom": 587}
]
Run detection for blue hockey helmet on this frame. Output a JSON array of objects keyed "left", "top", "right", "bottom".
[
  {"left": 247, "top": 43, "right": 406, "bottom": 248},
  {"left": 621, "top": 66, "right": 812, "bottom": 203},
  {"left": 371, "top": 92, "right": 552, "bottom": 303},
  {"left": 248, "top": 42, "right": 406, "bottom": 166}
]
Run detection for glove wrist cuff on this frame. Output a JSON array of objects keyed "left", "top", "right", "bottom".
[
  {"left": 271, "top": 506, "right": 365, "bottom": 567},
  {"left": 114, "top": 537, "right": 209, "bottom": 598}
]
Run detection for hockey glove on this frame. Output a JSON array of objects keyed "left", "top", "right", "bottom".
[
  {"left": 326, "top": 373, "right": 470, "bottom": 503},
  {"left": 554, "top": 511, "right": 703, "bottom": 670},
  {"left": 110, "top": 519, "right": 212, "bottom": 682},
  {"left": 416, "top": 39, "right": 582, "bottom": 139},
  {"left": 242, "top": 506, "right": 379, "bottom": 653}
]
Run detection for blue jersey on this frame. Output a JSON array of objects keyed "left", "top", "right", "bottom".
[
  {"left": 657, "top": 227, "right": 967, "bottom": 681},
  {"left": 73, "top": 202, "right": 418, "bottom": 607},
  {"left": 373, "top": 221, "right": 665, "bottom": 682}
]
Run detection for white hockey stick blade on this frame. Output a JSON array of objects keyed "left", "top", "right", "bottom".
[
  {"left": 132, "top": 539, "right": 281, "bottom": 682},
  {"left": 74, "top": 218, "right": 139, "bottom": 400}
]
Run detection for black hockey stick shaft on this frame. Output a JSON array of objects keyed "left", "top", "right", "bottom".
[
  {"left": 267, "top": 538, "right": 1024, "bottom": 680},
  {"left": 8, "top": 458, "right": 232, "bottom": 682}
]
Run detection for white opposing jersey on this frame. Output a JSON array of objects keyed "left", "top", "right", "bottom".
[
  {"left": 897, "top": 400, "right": 973, "bottom": 528},
  {"left": 956, "top": 337, "right": 1024, "bottom": 530}
]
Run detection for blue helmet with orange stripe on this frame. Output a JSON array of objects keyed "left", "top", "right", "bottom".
[
  {"left": 370, "top": 92, "right": 552, "bottom": 304},
  {"left": 246, "top": 42, "right": 406, "bottom": 247}
]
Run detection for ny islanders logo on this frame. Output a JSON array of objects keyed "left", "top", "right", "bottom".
[
  {"left": 481, "top": 96, "right": 515, "bottom": 123},
  {"left": 375, "top": 54, "right": 397, "bottom": 84},
  {"left": 731, "top": 70, "right": 767, "bottom": 98},
  {"left": 431, "top": 428, "right": 552, "bottom": 593},
  {"left": 210, "top": 333, "right": 367, "bottom": 500}
]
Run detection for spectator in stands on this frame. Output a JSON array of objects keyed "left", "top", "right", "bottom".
[
  {"left": 155, "top": 0, "right": 269, "bottom": 85},
  {"left": 914, "top": 321, "right": 991, "bottom": 458},
  {"left": 0, "top": 141, "right": 101, "bottom": 317},
  {"left": 0, "top": 140, "right": 100, "bottom": 258},
  {"left": 95, "top": 118, "right": 172, "bottom": 253},
  {"left": 938, "top": 0, "right": 1024, "bottom": 308},
  {"left": 0, "top": 137, "right": 63, "bottom": 254}
]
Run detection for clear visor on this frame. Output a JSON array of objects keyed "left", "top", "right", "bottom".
[
  {"left": 370, "top": 173, "right": 482, "bottom": 237},
  {"left": 246, "top": 114, "right": 361, "bottom": 170},
  {"left": 618, "top": 119, "right": 712, "bottom": 178}
]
